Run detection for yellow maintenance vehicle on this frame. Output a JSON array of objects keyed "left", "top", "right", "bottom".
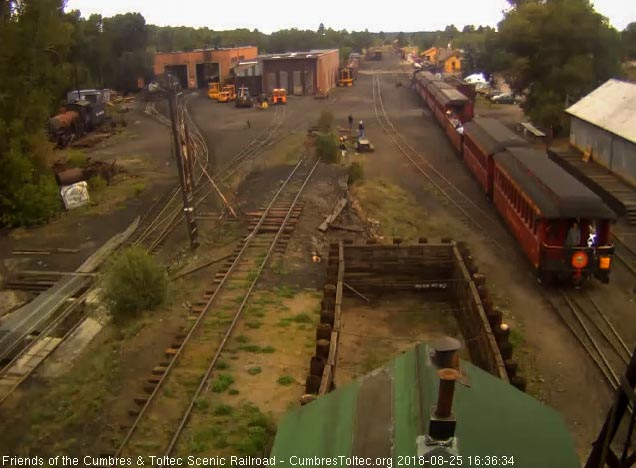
[
  {"left": 217, "top": 84, "right": 237, "bottom": 102},
  {"left": 272, "top": 88, "right": 287, "bottom": 105},
  {"left": 337, "top": 68, "right": 354, "bottom": 87},
  {"left": 208, "top": 82, "right": 220, "bottom": 100}
]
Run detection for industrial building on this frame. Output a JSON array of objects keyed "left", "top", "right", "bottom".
[
  {"left": 153, "top": 46, "right": 258, "bottom": 89},
  {"left": 566, "top": 79, "right": 636, "bottom": 186},
  {"left": 260, "top": 49, "right": 339, "bottom": 96}
]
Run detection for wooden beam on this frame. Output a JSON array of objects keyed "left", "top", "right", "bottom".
[{"left": 318, "top": 198, "right": 347, "bottom": 232}]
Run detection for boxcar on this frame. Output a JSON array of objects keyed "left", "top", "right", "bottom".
[
  {"left": 492, "top": 147, "right": 615, "bottom": 284},
  {"left": 462, "top": 117, "right": 527, "bottom": 197}
]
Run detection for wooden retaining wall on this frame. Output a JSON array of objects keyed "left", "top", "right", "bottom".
[{"left": 303, "top": 238, "right": 525, "bottom": 401}]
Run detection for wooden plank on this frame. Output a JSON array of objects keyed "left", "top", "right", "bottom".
[
  {"left": 329, "top": 223, "right": 364, "bottom": 233},
  {"left": 327, "top": 331, "right": 339, "bottom": 366},
  {"left": 319, "top": 365, "right": 333, "bottom": 395},
  {"left": 318, "top": 198, "right": 348, "bottom": 232}
]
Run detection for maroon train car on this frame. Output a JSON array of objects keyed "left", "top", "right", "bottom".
[
  {"left": 492, "top": 147, "right": 616, "bottom": 285},
  {"left": 462, "top": 117, "right": 527, "bottom": 197}
]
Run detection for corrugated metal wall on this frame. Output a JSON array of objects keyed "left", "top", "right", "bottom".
[{"left": 570, "top": 117, "right": 636, "bottom": 186}]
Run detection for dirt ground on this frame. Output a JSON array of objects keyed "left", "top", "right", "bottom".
[{"left": 337, "top": 293, "right": 463, "bottom": 386}]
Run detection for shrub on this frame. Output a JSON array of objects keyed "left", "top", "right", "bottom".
[
  {"left": 291, "top": 313, "right": 312, "bottom": 323},
  {"left": 88, "top": 175, "right": 107, "bottom": 192},
  {"left": 102, "top": 247, "right": 168, "bottom": 321},
  {"left": 277, "top": 375, "right": 295, "bottom": 386},
  {"left": 66, "top": 150, "right": 88, "bottom": 168},
  {"left": 213, "top": 404, "right": 233, "bottom": 416},
  {"left": 347, "top": 162, "right": 364, "bottom": 185},
  {"left": 316, "top": 133, "right": 338, "bottom": 163},
  {"left": 317, "top": 109, "right": 334, "bottom": 130},
  {"left": 133, "top": 182, "right": 146, "bottom": 197},
  {"left": 248, "top": 367, "right": 262, "bottom": 375},
  {"left": 211, "top": 374, "right": 235, "bottom": 392},
  {"left": 228, "top": 389, "right": 240, "bottom": 395}
]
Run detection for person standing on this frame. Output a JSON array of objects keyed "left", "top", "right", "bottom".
[
  {"left": 348, "top": 114, "right": 353, "bottom": 130},
  {"left": 565, "top": 221, "right": 581, "bottom": 247},
  {"left": 358, "top": 120, "right": 365, "bottom": 139}
]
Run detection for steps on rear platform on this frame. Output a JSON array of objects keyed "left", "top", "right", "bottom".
[{"left": 548, "top": 147, "right": 636, "bottom": 225}]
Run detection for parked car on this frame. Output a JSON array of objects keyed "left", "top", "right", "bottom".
[
  {"left": 491, "top": 93, "right": 520, "bottom": 104},
  {"left": 486, "top": 90, "right": 503, "bottom": 100}
]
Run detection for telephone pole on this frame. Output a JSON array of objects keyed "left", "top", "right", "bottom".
[{"left": 167, "top": 88, "right": 199, "bottom": 249}]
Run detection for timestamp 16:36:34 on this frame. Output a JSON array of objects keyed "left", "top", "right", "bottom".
[{"left": 396, "top": 455, "right": 515, "bottom": 466}]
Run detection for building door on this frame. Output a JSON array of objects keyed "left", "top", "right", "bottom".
[
  {"left": 164, "top": 65, "right": 188, "bottom": 89},
  {"left": 304, "top": 70, "right": 314, "bottom": 95},
  {"left": 196, "top": 62, "right": 220, "bottom": 88},
  {"left": 293, "top": 71, "right": 303, "bottom": 95},
  {"left": 266, "top": 72, "right": 276, "bottom": 94},
  {"left": 279, "top": 71, "right": 289, "bottom": 94}
]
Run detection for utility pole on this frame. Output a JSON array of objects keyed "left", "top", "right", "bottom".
[{"left": 167, "top": 88, "right": 199, "bottom": 249}]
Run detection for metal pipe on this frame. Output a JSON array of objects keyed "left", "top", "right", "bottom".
[{"left": 435, "top": 368, "right": 460, "bottom": 419}]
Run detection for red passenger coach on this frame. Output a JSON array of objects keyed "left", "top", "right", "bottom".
[
  {"left": 492, "top": 147, "right": 616, "bottom": 285},
  {"left": 462, "top": 117, "right": 527, "bottom": 197}
]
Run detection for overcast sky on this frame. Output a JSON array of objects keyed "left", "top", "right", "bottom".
[{"left": 65, "top": 0, "right": 636, "bottom": 33}]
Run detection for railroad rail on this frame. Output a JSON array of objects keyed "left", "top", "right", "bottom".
[
  {"left": 611, "top": 232, "right": 636, "bottom": 278},
  {"left": 548, "top": 289, "right": 630, "bottom": 392},
  {"left": 114, "top": 158, "right": 319, "bottom": 457},
  {"left": 372, "top": 73, "right": 513, "bottom": 256}
]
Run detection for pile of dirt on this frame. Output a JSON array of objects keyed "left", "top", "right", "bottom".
[{"left": 52, "top": 158, "right": 121, "bottom": 186}]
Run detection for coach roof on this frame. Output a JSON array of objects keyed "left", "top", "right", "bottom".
[
  {"left": 494, "top": 147, "right": 616, "bottom": 220},
  {"left": 464, "top": 117, "right": 527, "bottom": 155}
]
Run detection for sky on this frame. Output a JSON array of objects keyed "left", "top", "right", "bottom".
[{"left": 65, "top": 0, "right": 636, "bottom": 33}]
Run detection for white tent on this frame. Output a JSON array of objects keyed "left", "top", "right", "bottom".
[{"left": 464, "top": 73, "right": 487, "bottom": 84}]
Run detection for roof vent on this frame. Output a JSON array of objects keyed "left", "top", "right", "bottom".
[{"left": 430, "top": 336, "right": 461, "bottom": 369}]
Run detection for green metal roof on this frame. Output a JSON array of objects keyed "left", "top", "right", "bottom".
[{"left": 271, "top": 343, "right": 579, "bottom": 468}]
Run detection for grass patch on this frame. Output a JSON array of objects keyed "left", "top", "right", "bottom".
[
  {"left": 213, "top": 404, "right": 233, "bottom": 416},
  {"left": 277, "top": 375, "right": 295, "bottom": 386},
  {"left": 194, "top": 398, "right": 209, "bottom": 410},
  {"left": 235, "top": 335, "right": 251, "bottom": 344},
  {"left": 245, "top": 321, "right": 262, "bottom": 329},
  {"left": 290, "top": 313, "right": 312, "bottom": 323},
  {"left": 132, "top": 182, "right": 147, "bottom": 197},
  {"left": 239, "top": 344, "right": 275, "bottom": 354},
  {"left": 275, "top": 285, "right": 296, "bottom": 298},
  {"left": 66, "top": 150, "right": 88, "bottom": 168},
  {"left": 510, "top": 328, "right": 525, "bottom": 347},
  {"left": 217, "top": 361, "right": 230, "bottom": 370},
  {"left": 355, "top": 178, "right": 446, "bottom": 239},
  {"left": 228, "top": 389, "right": 240, "bottom": 395},
  {"left": 347, "top": 162, "right": 364, "bottom": 185},
  {"left": 277, "top": 319, "right": 292, "bottom": 328},
  {"left": 211, "top": 374, "right": 235, "bottom": 393},
  {"left": 247, "top": 367, "right": 262, "bottom": 376}
]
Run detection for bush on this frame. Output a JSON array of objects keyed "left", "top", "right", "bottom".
[
  {"left": 347, "top": 162, "right": 364, "bottom": 185},
  {"left": 277, "top": 375, "right": 295, "bottom": 386},
  {"left": 316, "top": 133, "right": 339, "bottom": 163},
  {"left": 317, "top": 109, "right": 334, "bottom": 130},
  {"left": 212, "top": 374, "right": 235, "bottom": 392},
  {"left": 0, "top": 142, "right": 61, "bottom": 227},
  {"left": 102, "top": 247, "right": 168, "bottom": 321},
  {"left": 88, "top": 175, "right": 107, "bottom": 192},
  {"left": 66, "top": 150, "right": 88, "bottom": 168}
]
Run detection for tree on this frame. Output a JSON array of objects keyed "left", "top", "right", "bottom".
[
  {"left": 396, "top": 31, "right": 408, "bottom": 47},
  {"left": 495, "top": 0, "right": 621, "bottom": 133},
  {"left": 317, "top": 22, "right": 325, "bottom": 35},
  {"left": 0, "top": 0, "right": 73, "bottom": 226},
  {"left": 623, "top": 22, "right": 636, "bottom": 59}
]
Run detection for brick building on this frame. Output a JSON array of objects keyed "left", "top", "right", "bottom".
[{"left": 153, "top": 46, "right": 258, "bottom": 89}]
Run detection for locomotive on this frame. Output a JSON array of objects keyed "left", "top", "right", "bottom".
[
  {"left": 48, "top": 91, "right": 108, "bottom": 148},
  {"left": 411, "top": 70, "right": 616, "bottom": 285}
]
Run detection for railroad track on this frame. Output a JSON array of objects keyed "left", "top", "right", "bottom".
[
  {"left": 611, "top": 232, "right": 636, "bottom": 277},
  {"left": 372, "top": 73, "right": 513, "bottom": 255},
  {"left": 548, "top": 289, "right": 630, "bottom": 391},
  {"left": 113, "top": 158, "right": 319, "bottom": 457}
]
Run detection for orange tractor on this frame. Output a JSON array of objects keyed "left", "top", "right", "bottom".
[
  {"left": 337, "top": 68, "right": 353, "bottom": 87},
  {"left": 217, "top": 84, "right": 237, "bottom": 102},
  {"left": 272, "top": 88, "right": 287, "bottom": 105},
  {"left": 208, "top": 82, "right": 220, "bottom": 100}
]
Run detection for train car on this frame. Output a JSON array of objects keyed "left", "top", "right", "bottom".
[
  {"left": 428, "top": 82, "right": 472, "bottom": 125},
  {"left": 462, "top": 117, "right": 527, "bottom": 197},
  {"left": 492, "top": 147, "right": 615, "bottom": 285},
  {"left": 48, "top": 100, "right": 107, "bottom": 148}
]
